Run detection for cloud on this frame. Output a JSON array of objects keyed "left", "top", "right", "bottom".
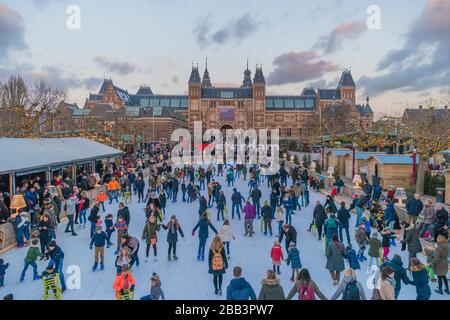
[
  {"left": 0, "top": 64, "right": 102, "bottom": 92},
  {"left": 267, "top": 51, "right": 337, "bottom": 86},
  {"left": 193, "top": 14, "right": 263, "bottom": 48},
  {"left": 314, "top": 20, "right": 367, "bottom": 54},
  {"left": 0, "top": 4, "right": 27, "bottom": 59},
  {"left": 93, "top": 56, "right": 137, "bottom": 76},
  {"left": 171, "top": 76, "right": 179, "bottom": 84},
  {"left": 359, "top": 0, "right": 450, "bottom": 96}
]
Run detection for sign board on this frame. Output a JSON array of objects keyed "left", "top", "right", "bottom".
[{"left": 219, "top": 106, "right": 235, "bottom": 121}]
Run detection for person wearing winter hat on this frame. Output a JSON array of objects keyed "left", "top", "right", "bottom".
[
  {"left": 161, "top": 215, "right": 184, "bottom": 261},
  {"left": 20, "top": 238, "right": 43, "bottom": 282},
  {"left": 367, "top": 232, "right": 382, "bottom": 271},
  {"left": 141, "top": 273, "right": 166, "bottom": 300},
  {"left": 46, "top": 241, "right": 66, "bottom": 292},
  {"left": 287, "top": 242, "right": 302, "bottom": 282}
]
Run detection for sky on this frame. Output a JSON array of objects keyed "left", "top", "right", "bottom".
[{"left": 1, "top": 0, "right": 449, "bottom": 116}]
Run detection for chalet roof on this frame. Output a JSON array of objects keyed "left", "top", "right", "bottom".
[{"left": 368, "top": 154, "right": 420, "bottom": 165}]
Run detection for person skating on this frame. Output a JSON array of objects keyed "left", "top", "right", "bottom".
[
  {"left": 216, "top": 190, "right": 226, "bottom": 221},
  {"left": 231, "top": 188, "right": 245, "bottom": 220},
  {"left": 162, "top": 215, "right": 185, "bottom": 261},
  {"left": 337, "top": 202, "right": 351, "bottom": 245},
  {"left": 37, "top": 214, "right": 53, "bottom": 255},
  {"left": 330, "top": 268, "right": 367, "bottom": 300},
  {"left": 208, "top": 235, "right": 228, "bottom": 296},
  {"left": 20, "top": 238, "right": 43, "bottom": 282},
  {"left": 343, "top": 244, "right": 360, "bottom": 270},
  {"left": 279, "top": 224, "right": 297, "bottom": 256},
  {"left": 90, "top": 226, "right": 108, "bottom": 271},
  {"left": 275, "top": 207, "right": 284, "bottom": 237},
  {"left": 117, "top": 202, "right": 131, "bottom": 227},
  {"left": 372, "top": 266, "right": 396, "bottom": 300},
  {"left": 286, "top": 242, "right": 302, "bottom": 281},
  {"left": 105, "top": 214, "right": 114, "bottom": 248},
  {"left": 226, "top": 266, "right": 257, "bottom": 300},
  {"left": 312, "top": 201, "right": 327, "bottom": 240},
  {"left": 119, "top": 234, "right": 140, "bottom": 267},
  {"left": 355, "top": 222, "right": 368, "bottom": 262},
  {"left": 88, "top": 203, "right": 100, "bottom": 238},
  {"left": 261, "top": 200, "right": 273, "bottom": 236},
  {"left": 380, "top": 254, "right": 412, "bottom": 299},
  {"left": 286, "top": 268, "right": 327, "bottom": 300},
  {"left": 258, "top": 270, "right": 285, "bottom": 300},
  {"left": 431, "top": 235, "right": 449, "bottom": 295},
  {"left": 64, "top": 194, "right": 80, "bottom": 236},
  {"left": 270, "top": 240, "right": 283, "bottom": 275},
  {"left": 381, "top": 227, "right": 396, "bottom": 262},
  {"left": 142, "top": 215, "right": 161, "bottom": 262},
  {"left": 45, "top": 240, "right": 66, "bottom": 292},
  {"left": 0, "top": 259, "right": 9, "bottom": 287},
  {"left": 324, "top": 211, "right": 339, "bottom": 250},
  {"left": 140, "top": 273, "right": 165, "bottom": 300},
  {"left": 193, "top": 212, "right": 218, "bottom": 261},
  {"left": 113, "top": 266, "right": 135, "bottom": 300},
  {"left": 326, "top": 234, "right": 345, "bottom": 285},
  {"left": 367, "top": 232, "right": 382, "bottom": 271},
  {"left": 409, "top": 258, "right": 432, "bottom": 300},
  {"left": 115, "top": 248, "right": 132, "bottom": 274},
  {"left": 401, "top": 223, "right": 422, "bottom": 259},
  {"left": 218, "top": 219, "right": 235, "bottom": 259},
  {"left": 243, "top": 200, "right": 256, "bottom": 237},
  {"left": 249, "top": 186, "right": 262, "bottom": 219},
  {"left": 113, "top": 216, "right": 128, "bottom": 254}
]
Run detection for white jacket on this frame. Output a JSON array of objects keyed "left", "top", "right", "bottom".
[{"left": 218, "top": 225, "right": 235, "bottom": 242}]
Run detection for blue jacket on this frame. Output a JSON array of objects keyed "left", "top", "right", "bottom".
[
  {"left": 384, "top": 202, "right": 396, "bottom": 223},
  {"left": 406, "top": 198, "right": 423, "bottom": 217},
  {"left": 193, "top": 218, "right": 217, "bottom": 238},
  {"left": 381, "top": 255, "right": 411, "bottom": 293},
  {"left": 226, "top": 277, "right": 257, "bottom": 300},
  {"left": 47, "top": 246, "right": 64, "bottom": 269},
  {"left": 90, "top": 231, "right": 108, "bottom": 248},
  {"left": 287, "top": 247, "right": 302, "bottom": 269},
  {"left": 411, "top": 267, "right": 431, "bottom": 300},
  {"left": 270, "top": 193, "right": 279, "bottom": 207},
  {"left": 344, "top": 248, "right": 360, "bottom": 270},
  {"left": 217, "top": 194, "right": 226, "bottom": 209},
  {"left": 372, "top": 185, "right": 382, "bottom": 201},
  {"left": 231, "top": 191, "right": 245, "bottom": 205}
]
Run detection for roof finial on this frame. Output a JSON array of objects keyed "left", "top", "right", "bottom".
[
  {"left": 205, "top": 57, "right": 208, "bottom": 70},
  {"left": 246, "top": 58, "right": 249, "bottom": 71}
]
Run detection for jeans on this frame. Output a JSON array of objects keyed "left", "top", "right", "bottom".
[
  {"left": 278, "top": 220, "right": 284, "bottom": 235},
  {"left": 182, "top": 191, "right": 186, "bottom": 202},
  {"left": 232, "top": 203, "right": 241, "bottom": 219},
  {"left": 339, "top": 226, "right": 351, "bottom": 245},
  {"left": 79, "top": 209, "right": 87, "bottom": 224},
  {"left": 355, "top": 207, "right": 363, "bottom": 227},
  {"left": 213, "top": 274, "right": 223, "bottom": 292},
  {"left": 285, "top": 209, "right": 292, "bottom": 225},
  {"left": 16, "top": 229, "right": 25, "bottom": 246},
  {"left": 100, "top": 201, "right": 105, "bottom": 212},
  {"left": 172, "top": 190, "right": 178, "bottom": 202},
  {"left": 21, "top": 261, "right": 38, "bottom": 278},
  {"left": 252, "top": 199, "right": 261, "bottom": 218},
  {"left": 199, "top": 180, "right": 205, "bottom": 190},
  {"left": 198, "top": 237, "right": 207, "bottom": 257},
  {"left": 217, "top": 208, "right": 225, "bottom": 221},
  {"left": 168, "top": 241, "right": 177, "bottom": 256},
  {"left": 48, "top": 258, "right": 66, "bottom": 290},
  {"left": 90, "top": 221, "right": 96, "bottom": 238},
  {"left": 109, "top": 190, "right": 119, "bottom": 204},
  {"left": 223, "top": 241, "right": 230, "bottom": 256},
  {"left": 264, "top": 220, "right": 272, "bottom": 235},
  {"left": 65, "top": 215, "right": 76, "bottom": 234}
]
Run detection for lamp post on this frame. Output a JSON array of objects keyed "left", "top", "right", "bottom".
[
  {"left": 352, "top": 142, "right": 356, "bottom": 178},
  {"left": 412, "top": 148, "right": 417, "bottom": 187}
]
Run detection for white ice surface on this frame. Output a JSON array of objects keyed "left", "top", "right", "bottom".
[{"left": 0, "top": 168, "right": 447, "bottom": 300}]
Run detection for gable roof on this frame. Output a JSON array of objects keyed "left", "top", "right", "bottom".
[
  {"left": 136, "top": 86, "right": 154, "bottom": 96},
  {"left": 318, "top": 89, "right": 341, "bottom": 100},
  {"left": 337, "top": 70, "right": 356, "bottom": 88},
  {"left": 0, "top": 138, "right": 124, "bottom": 175},
  {"left": 368, "top": 154, "right": 420, "bottom": 165}
]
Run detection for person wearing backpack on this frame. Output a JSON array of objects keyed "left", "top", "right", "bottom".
[
  {"left": 367, "top": 232, "right": 382, "bottom": 271},
  {"left": 258, "top": 270, "right": 285, "bottom": 300},
  {"left": 326, "top": 234, "right": 345, "bottom": 285},
  {"left": 330, "top": 268, "right": 367, "bottom": 300},
  {"left": 208, "top": 235, "right": 228, "bottom": 296},
  {"left": 286, "top": 268, "right": 327, "bottom": 300}
]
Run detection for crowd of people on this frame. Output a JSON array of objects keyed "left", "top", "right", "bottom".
[{"left": 0, "top": 147, "right": 449, "bottom": 300}]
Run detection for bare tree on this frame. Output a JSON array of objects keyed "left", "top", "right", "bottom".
[{"left": 0, "top": 76, "right": 66, "bottom": 137}]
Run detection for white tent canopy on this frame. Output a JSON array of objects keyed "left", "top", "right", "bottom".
[{"left": 0, "top": 138, "right": 124, "bottom": 175}]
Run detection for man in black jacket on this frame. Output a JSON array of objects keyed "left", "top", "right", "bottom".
[
  {"left": 312, "top": 201, "right": 327, "bottom": 240},
  {"left": 337, "top": 202, "right": 351, "bottom": 245},
  {"left": 117, "top": 202, "right": 131, "bottom": 226},
  {"left": 279, "top": 224, "right": 297, "bottom": 256}
]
